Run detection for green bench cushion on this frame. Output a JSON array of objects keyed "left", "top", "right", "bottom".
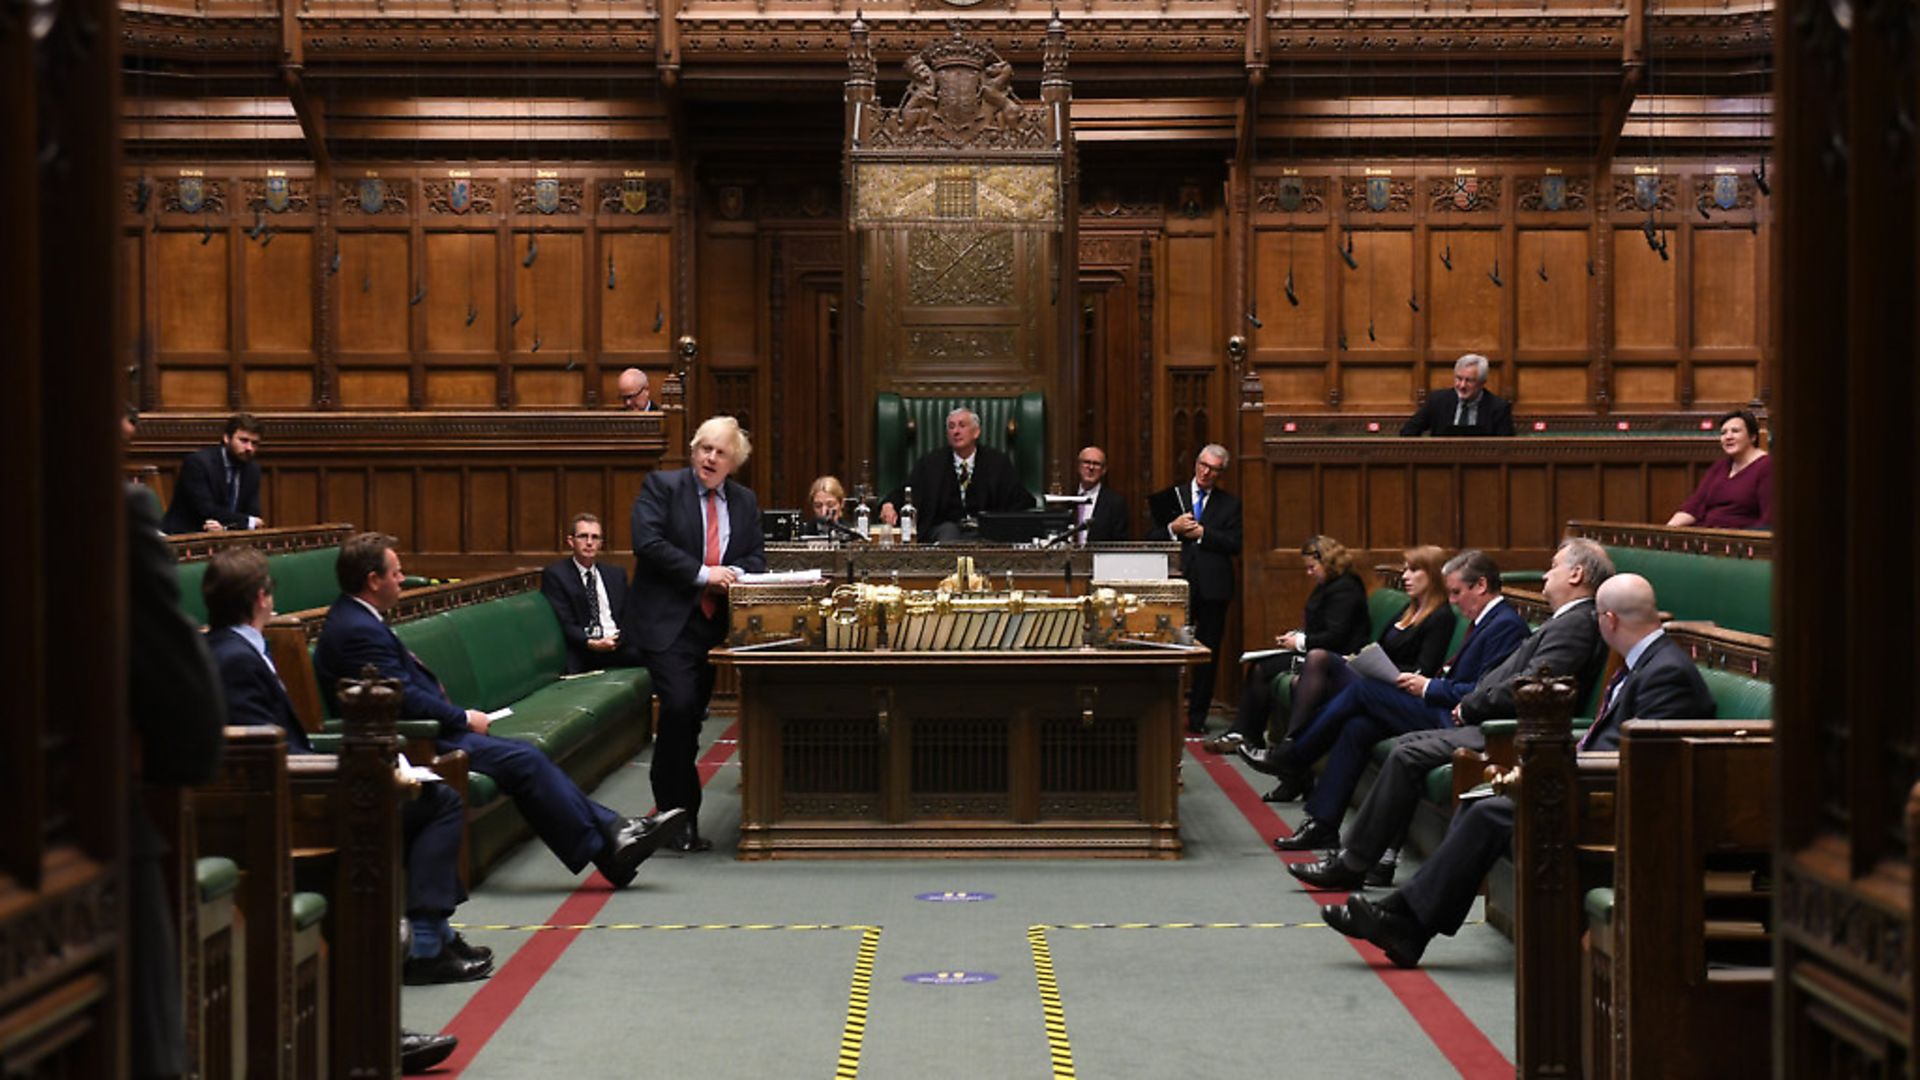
[
  {"left": 175, "top": 545, "right": 343, "bottom": 627},
  {"left": 468, "top": 771, "right": 500, "bottom": 807},
  {"left": 291, "top": 891, "right": 328, "bottom": 931},
  {"left": 1702, "top": 668, "right": 1772, "bottom": 720},
  {"left": 448, "top": 593, "right": 569, "bottom": 708},
  {"left": 1366, "top": 588, "right": 1410, "bottom": 640},
  {"left": 1605, "top": 547, "right": 1771, "bottom": 636},
  {"left": 196, "top": 856, "right": 240, "bottom": 902}
]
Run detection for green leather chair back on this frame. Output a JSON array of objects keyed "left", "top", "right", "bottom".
[
  {"left": 874, "top": 392, "right": 1045, "bottom": 501},
  {"left": 1366, "top": 588, "right": 1410, "bottom": 640},
  {"left": 1603, "top": 547, "right": 1772, "bottom": 636},
  {"left": 175, "top": 545, "right": 343, "bottom": 627},
  {"left": 1700, "top": 667, "right": 1773, "bottom": 720}
]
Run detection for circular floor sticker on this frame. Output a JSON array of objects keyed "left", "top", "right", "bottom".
[
  {"left": 902, "top": 971, "right": 999, "bottom": 986},
  {"left": 914, "top": 891, "right": 995, "bottom": 903}
]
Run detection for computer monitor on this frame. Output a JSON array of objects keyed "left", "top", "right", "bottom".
[{"left": 975, "top": 509, "right": 1073, "bottom": 544}]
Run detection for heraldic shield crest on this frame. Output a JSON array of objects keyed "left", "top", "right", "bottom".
[
  {"left": 1634, "top": 175, "right": 1660, "bottom": 211},
  {"left": 1276, "top": 177, "right": 1304, "bottom": 213},
  {"left": 621, "top": 179, "right": 649, "bottom": 214},
  {"left": 1541, "top": 175, "right": 1567, "bottom": 211},
  {"left": 177, "top": 177, "right": 205, "bottom": 214},
  {"left": 360, "top": 178, "right": 386, "bottom": 214},
  {"left": 1713, "top": 174, "right": 1739, "bottom": 210},
  {"left": 264, "top": 176, "right": 290, "bottom": 213},
  {"left": 1452, "top": 177, "right": 1479, "bottom": 211},
  {"left": 1367, "top": 176, "right": 1391, "bottom": 212},
  {"left": 535, "top": 178, "right": 560, "bottom": 214},
  {"left": 449, "top": 177, "right": 473, "bottom": 214}
]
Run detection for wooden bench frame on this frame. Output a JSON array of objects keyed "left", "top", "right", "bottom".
[{"left": 165, "top": 523, "right": 356, "bottom": 564}]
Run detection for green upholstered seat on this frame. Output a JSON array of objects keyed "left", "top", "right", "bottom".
[
  {"left": 1701, "top": 668, "right": 1772, "bottom": 720},
  {"left": 1603, "top": 547, "right": 1771, "bottom": 636},
  {"left": 875, "top": 391, "right": 1046, "bottom": 500},
  {"left": 196, "top": 856, "right": 240, "bottom": 902},
  {"left": 290, "top": 891, "right": 329, "bottom": 931},
  {"left": 467, "top": 771, "right": 500, "bottom": 807},
  {"left": 175, "top": 545, "right": 344, "bottom": 627},
  {"left": 1366, "top": 588, "right": 1410, "bottom": 639}
]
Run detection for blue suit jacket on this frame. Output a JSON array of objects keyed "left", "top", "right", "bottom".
[
  {"left": 162, "top": 444, "right": 262, "bottom": 534},
  {"left": 1421, "top": 600, "right": 1530, "bottom": 710},
  {"left": 627, "top": 468, "right": 767, "bottom": 654},
  {"left": 206, "top": 626, "right": 312, "bottom": 753},
  {"left": 312, "top": 595, "right": 469, "bottom": 732}
]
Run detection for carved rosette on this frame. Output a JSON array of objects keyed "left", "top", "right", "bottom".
[
  {"left": 1611, "top": 176, "right": 1679, "bottom": 212},
  {"left": 243, "top": 178, "right": 313, "bottom": 214},
  {"left": 334, "top": 180, "right": 410, "bottom": 215},
  {"left": 424, "top": 179, "right": 497, "bottom": 215},
  {"left": 1426, "top": 176, "right": 1501, "bottom": 213},
  {"left": 1342, "top": 178, "right": 1413, "bottom": 213},
  {"left": 511, "top": 179, "right": 584, "bottom": 215},
  {"left": 1253, "top": 177, "right": 1328, "bottom": 214},
  {"left": 1515, "top": 176, "right": 1592, "bottom": 211}
]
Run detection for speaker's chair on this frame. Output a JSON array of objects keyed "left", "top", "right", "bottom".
[{"left": 874, "top": 392, "right": 1046, "bottom": 501}]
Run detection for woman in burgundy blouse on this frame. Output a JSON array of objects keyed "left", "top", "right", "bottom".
[{"left": 1668, "top": 409, "right": 1771, "bottom": 529}]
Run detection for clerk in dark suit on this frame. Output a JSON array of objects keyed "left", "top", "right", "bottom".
[
  {"left": 201, "top": 547, "right": 492, "bottom": 990},
  {"left": 541, "top": 512, "right": 643, "bottom": 674},
  {"left": 1148, "top": 443, "right": 1243, "bottom": 733},
  {"left": 627, "top": 415, "right": 768, "bottom": 852},
  {"left": 1399, "top": 354, "right": 1515, "bottom": 437},
  {"left": 878, "top": 407, "right": 1032, "bottom": 542},
  {"left": 1070, "top": 446, "right": 1130, "bottom": 544},
  {"left": 1322, "top": 573, "right": 1713, "bottom": 968},
  {"left": 313, "top": 532, "right": 683, "bottom": 888},
  {"left": 161, "top": 412, "right": 266, "bottom": 533}
]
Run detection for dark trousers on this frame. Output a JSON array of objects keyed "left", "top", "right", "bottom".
[
  {"left": 440, "top": 730, "right": 617, "bottom": 874},
  {"left": 644, "top": 611, "right": 726, "bottom": 824},
  {"left": 402, "top": 781, "right": 469, "bottom": 917},
  {"left": 1399, "top": 793, "right": 1514, "bottom": 936},
  {"left": 1229, "top": 655, "right": 1290, "bottom": 740},
  {"left": 1338, "top": 726, "right": 1487, "bottom": 867},
  {"left": 1189, "top": 596, "right": 1230, "bottom": 725},
  {"left": 1297, "top": 679, "right": 1451, "bottom": 824}
]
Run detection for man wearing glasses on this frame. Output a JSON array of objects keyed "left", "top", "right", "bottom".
[
  {"left": 1148, "top": 444, "right": 1243, "bottom": 734},
  {"left": 615, "top": 367, "right": 658, "bottom": 412},
  {"left": 541, "top": 512, "right": 643, "bottom": 673},
  {"left": 1071, "top": 446, "right": 1131, "bottom": 544}
]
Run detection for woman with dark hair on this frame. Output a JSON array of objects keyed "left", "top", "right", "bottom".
[
  {"left": 1667, "top": 409, "right": 1771, "bottom": 529},
  {"left": 1202, "top": 536, "right": 1370, "bottom": 754},
  {"left": 1239, "top": 545, "right": 1457, "bottom": 803}
]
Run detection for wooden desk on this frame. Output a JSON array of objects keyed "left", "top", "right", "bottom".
[
  {"left": 762, "top": 541, "right": 1181, "bottom": 592},
  {"left": 718, "top": 645, "right": 1205, "bottom": 859}
]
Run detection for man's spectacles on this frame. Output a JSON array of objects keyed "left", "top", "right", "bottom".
[
  {"left": 573, "top": 533, "right": 603, "bottom": 542},
  {"left": 620, "top": 391, "right": 646, "bottom": 403},
  {"left": 1195, "top": 460, "right": 1223, "bottom": 475}
]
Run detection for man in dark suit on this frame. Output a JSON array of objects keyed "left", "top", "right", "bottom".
[
  {"left": 313, "top": 533, "right": 684, "bottom": 888},
  {"left": 1071, "top": 445, "right": 1130, "bottom": 544},
  {"left": 1399, "top": 354, "right": 1515, "bottom": 437},
  {"left": 127, "top": 484, "right": 226, "bottom": 1078},
  {"left": 200, "top": 549, "right": 491, "bottom": 1005},
  {"left": 161, "top": 412, "right": 267, "bottom": 533},
  {"left": 541, "top": 512, "right": 643, "bottom": 673},
  {"left": 616, "top": 367, "right": 659, "bottom": 412},
  {"left": 1148, "top": 443, "right": 1243, "bottom": 733},
  {"left": 627, "top": 415, "right": 768, "bottom": 852},
  {"left": 1323, "top": 573, "right": 1713, "bottom": 968},
  {"left": 1276, "top": 539, "right": 1611, "bottom": 876},
  {"left": 878, "top": 407, "right": 1031, "bottom": 542}
]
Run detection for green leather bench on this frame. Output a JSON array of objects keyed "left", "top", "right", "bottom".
[
  {"left": 1509, "top": 540, "right": 1772, "bottom": 636},
  {"left": 176, "top": 545, "right": 342, "bottom": 627},
  {"left": 875, "top": 391, "right": 1046, "bottom": 501}
]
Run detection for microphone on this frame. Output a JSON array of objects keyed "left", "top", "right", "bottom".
[
  {"left": 814, "top": 517, "right": 866, "bottom": 542},
  {"left": 1040, "top": 518, "right": 1093, "bottom": 548}
]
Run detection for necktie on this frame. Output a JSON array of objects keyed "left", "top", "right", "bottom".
[
  {"left": 957, "top": 460, "right": 973, "bottom": 502},
  {"left": 1443, "top": 620, "right": 1477, "bottom": 671},
  {"left": 581, "top": 567, "right": 602, "bottom": 633},
  {"left": 699, "top": 488, "right": 722, "bottom": 618},
  {"left": 1193, "top": 488, "right": 1206, "bottom": 523},
  {"left": 227, "top": 465, "right": 240, "bottom": 511},
  {"left": 1580, "top": 666, "right": 1631, "bottom": 750}
]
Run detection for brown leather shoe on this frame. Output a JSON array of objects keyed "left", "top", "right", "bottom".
[{"left": 1200, "top": 732, "right": 1246, "bottom": 754}]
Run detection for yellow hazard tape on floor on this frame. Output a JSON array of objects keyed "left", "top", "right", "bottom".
[{"left": 1027, "top": 925, "right": 1076, "bottom": 1079}]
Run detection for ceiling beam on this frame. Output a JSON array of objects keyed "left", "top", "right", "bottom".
[{"left": 1597, "top": 0, "right": 1647, "bottom": 166}]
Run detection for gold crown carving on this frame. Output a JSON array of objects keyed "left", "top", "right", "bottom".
[{"left": 917, "top": 27, "right": 998, "bottom": 73}]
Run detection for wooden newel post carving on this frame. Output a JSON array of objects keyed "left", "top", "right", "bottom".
[
  {"left": 1511, "top": 664, "right": 1580, "bottom": 1078},
  {"left": 334, "top": 663, "right": 405, "bottom": 1078}
]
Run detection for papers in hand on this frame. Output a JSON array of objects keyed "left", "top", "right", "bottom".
[
  {"left": 1348, "top": 643, "right": 1403, "bottom": 684},
  {"left": 1239, "top": 646, "right": 1299, "bottom": 665},
  {"left": 485, "top": 706, "right": 514, "bottom": 722},
  {"left": 396, "top": 757, "right": 442, "bottom": 784},
  {"left": 1043, "top": 493, "right": 1093, "bottom": 505},
  {"left": 738, "top": 570, "right": 825, "bottom": 585},
  {"left": 1457, "top": 781, "right": 1499, "bottom": 803}
]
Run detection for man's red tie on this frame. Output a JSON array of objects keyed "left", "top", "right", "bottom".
[{"left": 700, "top": 487, "right": 722, "bottom": 618}]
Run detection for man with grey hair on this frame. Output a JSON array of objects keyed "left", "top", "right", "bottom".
[
  {"left": 1150, "top": 443, "right": 1243, "bottom": 733},
  {"left": 880, "top": 406, "right": 1031, "bottom": 541},
  {"left": 1400, "top": 353, "right": 1514, "bottom": 436},
  {"left": 615, "top": 367, "right": 657, "bottom": 411},
  {"left": 1278, "top": 537, "right": 1612, "bottom": 881},
  {"left": 628, "top": 415, "right": 767, "bottom": 851}
]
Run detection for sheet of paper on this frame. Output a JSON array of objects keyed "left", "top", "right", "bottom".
[
  {"left": 396, "top": 757, "right": 442, "bottom": 784},
  {"left": 485, "top": 706, "right": 514, "bottom": 722},
  {"left": 1239, "top": 646, "right": 1297, "bottom": 665},
  {"left": 1348, "top": 642, "right": 1403, "bottom": 684},
  {"left": 738, "top": 570, "right": 825, "bottom": 585}
]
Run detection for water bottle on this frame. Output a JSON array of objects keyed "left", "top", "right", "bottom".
[
  {"left": 855, "top": 499, "right": 871, "bottom": 539},
  {"left": 900, "top": 486, "right": 917, "bottom": 544}
]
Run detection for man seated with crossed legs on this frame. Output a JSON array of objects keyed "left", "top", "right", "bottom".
[{"left": 1321, "top": 573, "right": 1714, "bottom": 966}]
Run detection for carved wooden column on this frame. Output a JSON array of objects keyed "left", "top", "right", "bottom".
[
  {"left": 328, "top": 667, "right": 406, "bottom": 1078},
  {"left": 1511, "top": 667, "right": 1581, "bottom": 1077}
]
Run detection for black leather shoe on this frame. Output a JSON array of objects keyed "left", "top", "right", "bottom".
[
  {"left": 400, "top": 1029, "right": 458, "bottom": 1073},
  {"left": 1345, "top": 894, "right": 1430, "bottom": 968},
  {"left": 1322, "top": 899, "right": 1366, "bottom": 941},
  {"left": 1186, "top": 718, "right": 1209, "bottom": 736},
  {"left": 667, "top": 828, "right": 714, "bottom": 854},
  {"left": 1365, "top": 849, "right": 1399, "bottom": 890},
  {"left": 1272, "top": 817, "right": 1340, "bottom": 852},
  {"left": 445, "top": 931, "right": 491, "bottom": 965},
  {"left": 1237, "top": 744, "right": 1287, "bottom": 776},
  {"left": 1288, "top": 854, "right": 1368, "bottom": 890},
  {"left": 597, "top": 807, "right": 690, "bottom": 888},
  {"left": 402, "top": 950, "right": 493, "bottom": 986}
]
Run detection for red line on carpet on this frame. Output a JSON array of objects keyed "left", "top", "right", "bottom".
[
  {"left": 437, "top": 720, "right": 741, "bottom": 1075},
  {"left": 1189, "top": 738, "right": 1514, "bottom": 1079}
]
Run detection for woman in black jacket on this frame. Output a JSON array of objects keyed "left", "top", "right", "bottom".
[
  {"left": 1241, "top": 544, "right": 1458, "bottom": 802},
  {"left": 1204, "top": 535, "right": 1370, "bottom": 753}
]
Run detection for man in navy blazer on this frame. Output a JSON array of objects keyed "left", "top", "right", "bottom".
[
  {"left": 200, "top": 547, "right": 494, "bottom": 993},
  {"left": 1322, "top": 573, "right": 1714, "bottom": 967},
  {"left": 1148, "top": 444, "right": 1243, "bottom": 733},
  {"left": 1072, "top": 446, "right": 1131, "bottom": 544},
  {"left": 627, "top": 415, "right": 767, "bottom": 852},
  {"left": 542, "top": 512, "right": 643, "bottom": 673},
  {"left": 314, "top": 533, "right": 684, "bottom": 888},
  {"left": 161, "top": 413, "right": 266, "bottom": 534},
  {"left": 1399, "top": 354, "right": 1515, "bottom": 437}
]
